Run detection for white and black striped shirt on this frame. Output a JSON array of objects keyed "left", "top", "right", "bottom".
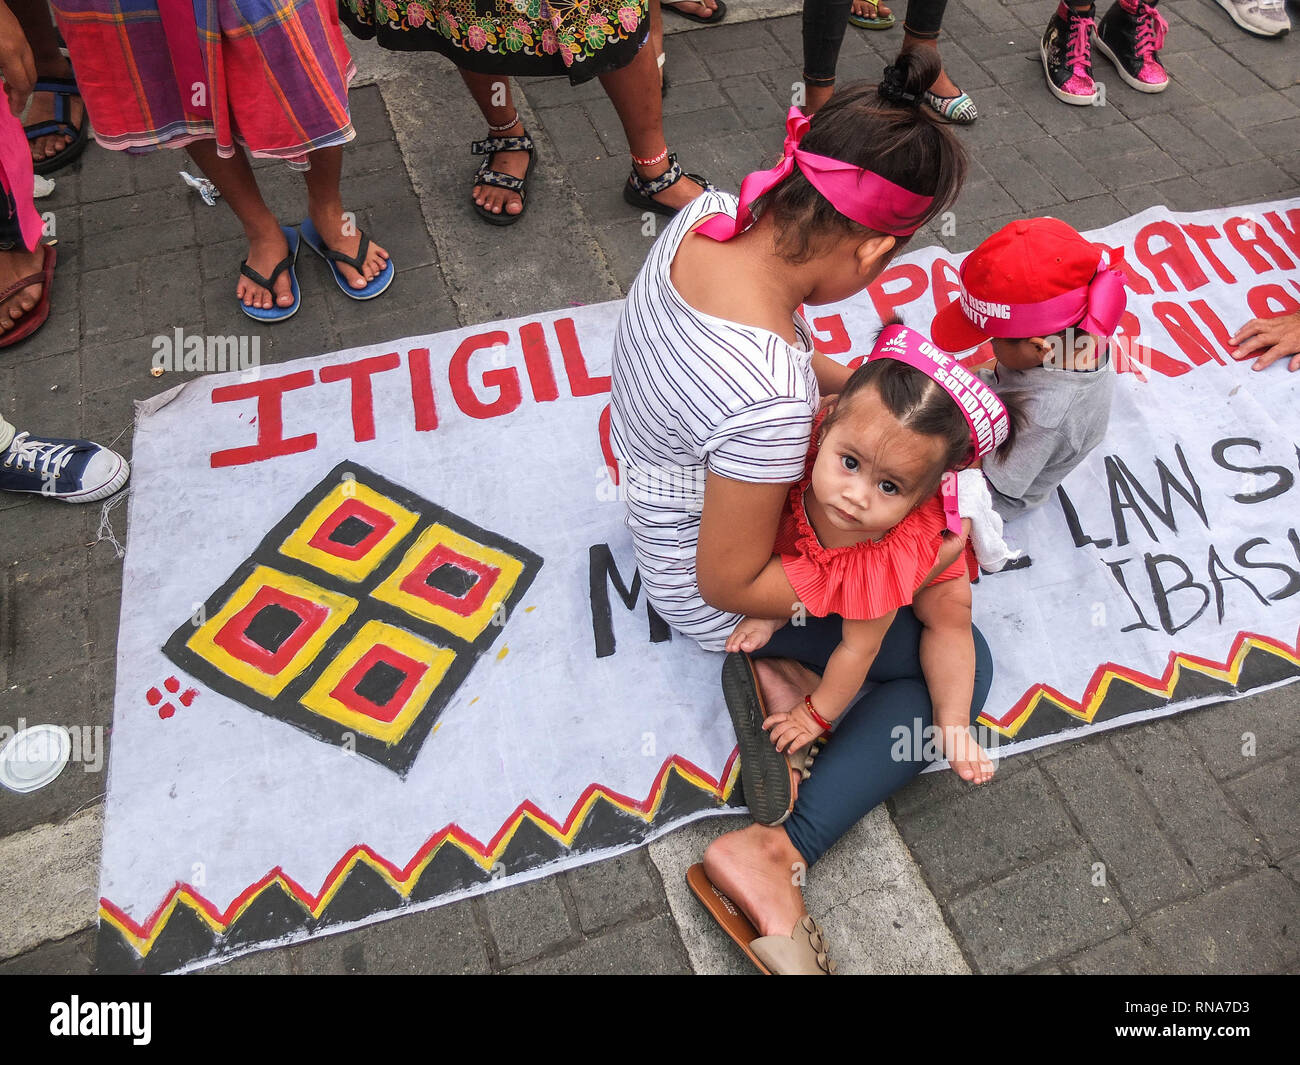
[{"left": 609, "top": 191, "right": 819, "bottom": 651}]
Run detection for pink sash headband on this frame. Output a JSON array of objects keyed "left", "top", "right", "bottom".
[
  {"left": 957, "top": 252, "right": 1128, "bottom": 340},
  {"left": 695, "top": 107, "right": 935, "bottom": 242},
  {"left": 870, "top": 324, "right": 1011, "bottom": 463}
]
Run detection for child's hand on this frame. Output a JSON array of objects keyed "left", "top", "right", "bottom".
[
  {"left": 939, "top": 724, "right": 996, "bottom": 784},
  {"left": 725, "top": 615, "right": 785, "bottom": 654},
  {"left": 763, "top": 701, "right": 825, "bottom": 754}
]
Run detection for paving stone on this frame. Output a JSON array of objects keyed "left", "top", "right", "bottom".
[
  {"left": 1180, "top": 685, "right": 1300, "bottom": 780},
  {"left": 1111, "top": 720, "right": 1269, "bottom": 885},
  {"left": 948, "top": 843, "right": 1130, "bottom": 973},
  {"left": 1176, "top": 105, "right": 1265, "bottom": 162},
  {"left": 564, "top": 849, "right": 663, "bottom": 934},
  {"left": 534, "top": 105, "right": 607, "bottom": 164},
  {"left": 478, "top": 875, "right": 576, "bottom": 966},
  {"left": 1040, "top": 742, "right": 1197, "bottom": 914},
  {"left": 73, "top": 147, "right": 134, "bottom": 202},
  {"left": 1014, "top": 137, "right": 1108, "bottom": 201},
  {"left": 507, "top": 915, "right": 691, "bottom": 974},
  {"left": 0, "top": 665, "right": 104, "bottom": 836},
  {"left": 1114, "top": 176, "right": 1217, "bottom": 214},
  {"left": 0, "top": 930, "right": 96, "bottom": 975},
  {"left": 894, "top": 765, "right": 1079, "bottom": 896},
  {"left": 1066, "top": 929, "right": 1172, "bottom": 975},
  {"left": 1225, "top": 752, "right": 1300, "bottom": 858},
  {"left": 1195, "top": 160, "right": 1298, "bottom": 206},
  {"left": 1133, "top": 113, "right": 1226, "bottom": 176},
  {"left": 284, "top": 898, "right": 490, "bottom": 974},
  {"left": 1139, "top": 870, "right": 1300, "bottom": 973},
  {"left": 979, "top": 145, "right": 1064, "bottom": 212}
]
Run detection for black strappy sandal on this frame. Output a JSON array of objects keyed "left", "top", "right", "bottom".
[
  {"left": 470, "top": 132, "right": 536, "bottom": 227},
  {"left": 25, "top": 76, "right": 88, "bottom": 176},
  {"left": 622, "top": 153, "right": 714, "bottom": 218}
]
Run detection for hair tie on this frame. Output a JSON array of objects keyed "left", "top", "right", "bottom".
[{"left": 879, "top": 65, "right": 919, "bottom": 107}]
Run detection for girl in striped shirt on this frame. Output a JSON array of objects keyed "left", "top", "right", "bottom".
[{"left": 611, "top": 52, "right": 993, "bottom": 974}]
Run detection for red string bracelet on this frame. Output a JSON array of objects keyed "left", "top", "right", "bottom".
[{"left": 804, "top": 695, "right": 832, "bottom": 734}]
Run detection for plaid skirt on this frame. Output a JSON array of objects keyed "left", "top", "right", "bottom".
[
  {"left": 51, "top": 0, "right": 356, "bottom": 165},
  {"left": 340, "top": 0, "right": 648, "bottom": 85}
]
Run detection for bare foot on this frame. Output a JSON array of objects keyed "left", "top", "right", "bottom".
[
  {"left": 725, "top": 615, "right": 785, "bottom": 654},
  {"left": 237, "top": 228, "right": 294, "bottom": 311},
  {"left": 851, "top": 0, "right": 893, "bottom": 20},
  {"left": 752, "top": 656, "right": 820, "bottom": 717},
  {"left": 306, "top": 206, "right": 390, "bottom": 289},
  {"left": 473, "top": 119, "right": 531, "bottom": 219},
  {"left": 0, "top": 247, "right": 47, "bottom": 334},
  {"left": 703, "top": 823, "right": 809, "bottom": 938},
  {"left": 25, "top": 59, "right": 82, "bottom": 166},
  {"left": 664, "top": 0, "right": 720, "bottom": 16},
  {"left": 940, "top": 724, "right": 996, "bottom": 784}
]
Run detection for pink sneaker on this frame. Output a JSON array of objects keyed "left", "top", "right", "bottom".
[
  {"left": 1042, "top": 2, "right": 1100, "bottom": 105},
  {"left": 1094, "top": 0, "right": 1170, "bottom": 93}
]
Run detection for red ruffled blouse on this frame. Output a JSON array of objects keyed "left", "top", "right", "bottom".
[{"left": 774, "top": 418, "right": 968, "bottom": 620}]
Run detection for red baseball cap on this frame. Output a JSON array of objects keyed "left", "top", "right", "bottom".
[{"left": 930, "top": 218, "right": 1121, "bottom": 353}]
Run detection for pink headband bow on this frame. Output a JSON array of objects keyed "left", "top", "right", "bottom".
[
  {"left": 870, "top": 324, "right": 1011, "bottom": 463},
  {"left": 958, "top": 254, "right": 1128, "bottom": 340},
  {"left": 695, "top": 107, "right": 935, "bottom": 242}
]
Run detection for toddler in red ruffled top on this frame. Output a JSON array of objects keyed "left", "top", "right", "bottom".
[{"left": 726, "top": 323, "right": 1020, "bottom": 783}]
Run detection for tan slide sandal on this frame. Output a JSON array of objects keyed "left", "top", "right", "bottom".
[{"left": 686, "top": 863, "right": 837, "bottom": 975}]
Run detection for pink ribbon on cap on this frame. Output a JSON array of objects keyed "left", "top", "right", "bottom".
[
  {"left": 695, "top": 107, "right": 935, "bottom": 242},
  {"left": 957, "top": 253, "right": 1128, "bottom": 340}
]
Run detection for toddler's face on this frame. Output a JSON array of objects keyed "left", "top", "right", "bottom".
[{"left": 811, "top": 390, "right": 947, "bottom": 541}]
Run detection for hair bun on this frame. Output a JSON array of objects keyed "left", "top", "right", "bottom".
[{"left": 879, "top": 64, "right": 920, "bottom": 107}]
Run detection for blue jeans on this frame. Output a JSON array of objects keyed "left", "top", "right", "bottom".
[{"left": 751, "top": 607, "right": 992, "bottom": 866}]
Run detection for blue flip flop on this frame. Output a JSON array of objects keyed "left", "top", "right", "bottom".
[
  {"left": 239, "top": 225, "right": 300, "bottom": 323},
  {"left": 298, "top": 217, "right": 394, "bottom": 300}
]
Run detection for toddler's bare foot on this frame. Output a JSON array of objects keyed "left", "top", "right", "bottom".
[
  {"left": 725, "top": 615, "right": 785, "bottom": 654},
  {"left": 940, "top": 724, "right": 996, "bottom": 784}
]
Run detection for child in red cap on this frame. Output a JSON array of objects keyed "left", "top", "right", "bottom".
[{"left": 930, "top": 217, "right": 1127, "bottom": 525}]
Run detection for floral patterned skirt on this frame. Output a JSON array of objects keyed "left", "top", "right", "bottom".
[{"left": 340, "top": 0, "right": 649, "bottom": 84}]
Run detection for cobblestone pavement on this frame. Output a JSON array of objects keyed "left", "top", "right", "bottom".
[{"left": 0, "top": 0, "right": 1296, "bottom": 975}]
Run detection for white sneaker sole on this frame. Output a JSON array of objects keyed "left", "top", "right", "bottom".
[
  {"left": 1215, "top": 0, "right": 1290, "bottom": 37},
  {"left": 1040, "top": 41, "right": 1100, "bottom": 106},
  {"left": 1092, "top": 31, "right": 1169, "bottom": 93},
  {"left": 60, "top": 453, "right": 130, "bottom": 503}
]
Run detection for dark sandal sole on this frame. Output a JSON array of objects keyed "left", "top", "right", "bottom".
[{"left": 721, "top": 652, "right": 793, "bottom": 827}]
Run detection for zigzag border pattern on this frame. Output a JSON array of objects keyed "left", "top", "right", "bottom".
[
  {"left": 978, "top": 627, "right": 1300, "bottom": 736},
  {"left": 98, "top": 627, "right": 1300, "bottom": 968},
  {"left": 99, "top": 752, "right": 740, "bottom": 959}
]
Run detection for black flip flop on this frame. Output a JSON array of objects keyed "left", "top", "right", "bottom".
[
  {"left": 470, "top": 132, "right": 536, "bottom": 227},
  {"left": 26, "top": 76, "right": 88, "bottom": 176},
  {"left": 721, "top": 652, "right": 794, "bottom": 827},
  {"left": 663, "top": 0, "right": 727, "bottom": 23}
]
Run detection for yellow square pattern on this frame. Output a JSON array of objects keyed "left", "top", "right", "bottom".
[
  {"left": 279, "top": 481, "right": 419, "bottom": 583},
  {"left": 298, "top": 621, "right": 456, "bottom": 743},
  {"left": 371, "top": 524, "right": 525, "bottom": 642},
  {"left": 187, "top": 566, "right": 358, "bottom": 698}
]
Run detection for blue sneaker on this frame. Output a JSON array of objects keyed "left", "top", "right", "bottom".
[{"left": 0, "top": 431, "right": 130, "bottom": 502}]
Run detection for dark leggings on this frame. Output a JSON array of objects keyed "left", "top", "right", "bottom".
[
  {"left": 751, "top": 606, "right": 992, "bottom": 866},
  {"left": 802, "top": 0, "right": 950, "bottom": 86}
]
